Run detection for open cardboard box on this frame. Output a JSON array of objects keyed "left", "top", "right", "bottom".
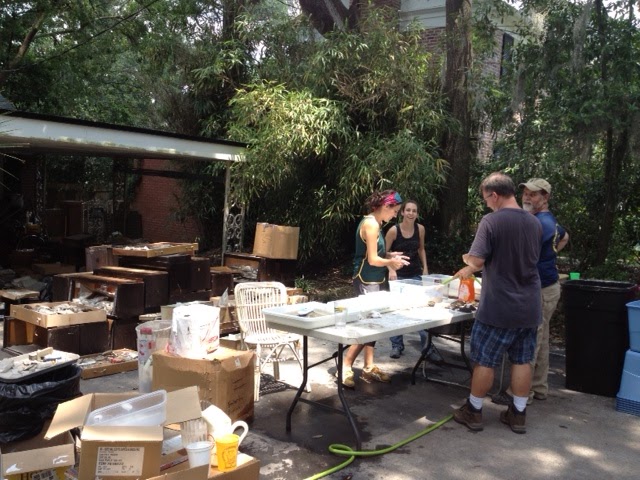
[
  {"left": 10, "top": 301, "right": 107, "bottom": 328},
  {"left": 44, "top": 387, "right": 202, "bottom": 480},
  {"left": 152, "top": 349, "right": 255, "bottom": 423},
  {"left": 0, "top": 423, "right": 76, "bottom": 479}
]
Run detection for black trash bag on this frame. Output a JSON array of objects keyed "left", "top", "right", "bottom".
[{"left": 0, "top": 364, "right": 81, "bottom": 443}]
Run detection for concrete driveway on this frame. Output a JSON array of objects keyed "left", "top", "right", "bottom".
[{"left": 78, "top": 331, "right": 640, "bottom": 480}]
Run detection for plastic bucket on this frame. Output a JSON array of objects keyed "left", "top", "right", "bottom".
[
  {"left": 136, "top": 320, "right": 172, "bottom": 393},
  {"left": 186, "top": 440, "right": 213, "bottom": 468}
]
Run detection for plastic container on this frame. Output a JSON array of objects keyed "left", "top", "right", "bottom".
[
  {"left": 457, "top": 278, "right": 475, "bottom": 302},
  {"left": 136, "top": 320, "right": 171, "bottom": 393},
  {"left": 186, "top": 440, "right": 213, "bottom": 468},
  {"left": 86, "top": 389, "right": 167, "bottom": 426},
  {"left": 563, "top": 279, "right": 636, "bottom": 397},
  {"left": 627, "top": 300, "right": 640, "bottom": 352},
  {"left": 616, "top": 349, "right": 640, "bottom": 416}
]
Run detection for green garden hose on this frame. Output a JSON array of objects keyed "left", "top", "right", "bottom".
[{"left": 303, "top": 413, "right": 453, "bottom": 480}]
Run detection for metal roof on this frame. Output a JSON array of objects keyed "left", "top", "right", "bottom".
[{"left": 0, "top": 110, "right": 246, "bottom": 163}]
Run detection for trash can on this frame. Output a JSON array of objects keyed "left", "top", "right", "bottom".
[
  {"left": 136, "top": 320, "right": 172, "bottom": 393},
  {"left": 563, "top": 279, "right": 637, "bottom": 397},
  {"left": 0, "top": 364, "right": 81, "bottom": 443}
]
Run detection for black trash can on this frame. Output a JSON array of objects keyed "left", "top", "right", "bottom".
[
  {"left": 563, "top": 279, "right": 637, "bottom": 397},
  {"left": 0, "top": 364, "right": 82, "bottom": 443}
]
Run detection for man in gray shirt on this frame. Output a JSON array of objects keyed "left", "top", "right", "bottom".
[{"left": 453, "top": 172, "right": 542, "bottom": 434}]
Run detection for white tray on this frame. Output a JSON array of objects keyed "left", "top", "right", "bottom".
[{"left": 263, "top": 301, "right": 336, "bottom": 329}]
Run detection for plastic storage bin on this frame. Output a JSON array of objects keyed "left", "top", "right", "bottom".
[
  {"left": 627, "top": 300, "right": 640, "bottom": 352},
  {"left": 616, "top": 349, "right": 640, "bottom": 416},
  {"left": 563, "top": 279, "right": 636, "bottom": 397},
  {"left": 86, "top": 389, "right": 167, "bottom": 426}
]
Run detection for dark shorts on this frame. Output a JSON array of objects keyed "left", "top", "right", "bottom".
[
  {"left": 470, "top": 321, "right": 537, "bottom": 368},
  {"left": 352, "top": 278, "right": 389, "bottom": 347}
]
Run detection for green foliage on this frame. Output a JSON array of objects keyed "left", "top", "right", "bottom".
[
  {"left": 485, "top": 0, "right": 640, "bottom": 271},
  {"left": 224, "top": 9, "right": 450, "bottom": 263}
]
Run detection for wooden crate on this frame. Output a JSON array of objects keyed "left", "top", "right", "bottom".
[
  {"left": 112, "top": 242, "right": 198, "bottom": 258},
  {"left": 94, "top": 266, "right": 169, "bottom": 313},
  {"left": 3, "top": 317, "right": 110, "bottom": 355},
  {"left": 223, "top": 252, "right": 296, "bottom": 286}
]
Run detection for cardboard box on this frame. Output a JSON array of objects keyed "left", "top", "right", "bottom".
[
  {"left": 113, "top": 243, "right": 198, "bottom": 258},
  {"left": 252, "top": 223, "right": 299, "bottom": 260},
  {"left": 78, "top": 349, "right": 138, "bottom": 380},
  {"left": 0, "top": 425, "right": 75, "bottom": 480},
  {"left": 45, "top": 387, "right": 202, "bottom": 480},
  {"left": 149, "top": 453, "right": 259, "bottom": 480},
  {"left": 10, "top": 302, "right": 107, "bottom": 328},
  {"left": 152, "top": 349, "right": 255, "bottom": 422}
]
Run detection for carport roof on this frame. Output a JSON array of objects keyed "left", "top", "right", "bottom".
[{"left": 0, "top": 110, "right": 246, "bottom": 163}]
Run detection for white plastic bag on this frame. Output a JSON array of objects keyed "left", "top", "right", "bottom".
[{"left": 169, "top": 303, "right": 220, "bottom": 358}]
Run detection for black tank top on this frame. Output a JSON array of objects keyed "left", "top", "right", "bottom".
[{"left": 390, "top": 224, "right": 422, "bottom": 278}]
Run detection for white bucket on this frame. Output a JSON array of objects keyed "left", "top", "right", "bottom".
[{"left": 185, "top": 440, "right": 213, "bottom": 468}]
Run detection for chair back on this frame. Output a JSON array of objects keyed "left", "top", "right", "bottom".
[{"left": 234, "top": 282, "right": 288, "bottom": 337}]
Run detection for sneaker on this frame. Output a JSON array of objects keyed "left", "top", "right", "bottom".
[
  {"left": 390, "top": 347, "right": 402, "bottom": 359},
  {"left": 361, "top": 365, "right": 391, "bottom": 383},
  {"left": 453, "top": 400, "right": 483, "bottom": 431},
  {"left": 335, "top": 367, "right": 355, "bottom": 388},
  {"left": 424, "top": 345, "right": 445, "bottom": 364},
  {"left": 500, "top": 403, "right": 527, "bottom": 434},
  {"left": 491, "top": 390, "right": 513, "bottom": 406}
]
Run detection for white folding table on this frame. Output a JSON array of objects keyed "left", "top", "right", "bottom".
[{"left": 264, "top": 303, "right": 474, "bottom": 449}]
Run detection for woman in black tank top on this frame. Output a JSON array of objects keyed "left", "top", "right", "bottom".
[{"left": 385, "top": 200, "right": 429, "bottom": 358}]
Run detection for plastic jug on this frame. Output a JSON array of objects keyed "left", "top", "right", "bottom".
[
  {"left": 201, "top": 404, "right": 249, "bottom": 466},
  {"left": 458, "top": 277, "right": 475, "bottom": 303}
]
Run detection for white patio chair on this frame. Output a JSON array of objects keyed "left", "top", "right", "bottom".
[{"left": 234, "top": 281, "right": 308, "bottom": 401}]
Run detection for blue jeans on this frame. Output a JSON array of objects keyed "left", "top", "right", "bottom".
[
  {"left": 391, "top": 330, "right": 429, "bottom": 351},
  {"left": 390, "top": 275, "right": 428, "bottom": 351}
]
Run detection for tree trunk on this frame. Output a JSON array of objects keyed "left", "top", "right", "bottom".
[
  {"left": 436, "top": 0, "right": 473, "bottom": 236},
  {"left": 594, "top": 127, "right": 628, "bottom": 265}
]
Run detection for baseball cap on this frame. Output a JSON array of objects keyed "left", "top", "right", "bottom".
[{"left": 519, "top": 178, "right": 551, "bottom": 194}]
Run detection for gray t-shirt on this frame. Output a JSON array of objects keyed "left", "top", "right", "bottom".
[{"left": 469, "top": 207, "right": 542, "bottom": 329}]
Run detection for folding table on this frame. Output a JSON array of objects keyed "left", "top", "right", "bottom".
[{"left": 264, "top": 303, "right": 474, "bottom": 449}]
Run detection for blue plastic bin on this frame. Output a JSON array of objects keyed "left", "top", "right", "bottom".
[
  {"left": 627, "top": 300, "right": 640, "bottom": 352},
  {"left": 616, "top": 349, "right": 640, "bottom": 416}
]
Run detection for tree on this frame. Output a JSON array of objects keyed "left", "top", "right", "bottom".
[
  {"left": 225, "top": 7, "right": 450, "bottom": 263},
  {"left": 490, "top": 0, "right": 640, "bottom": 271},
  {"left": 436, "top": 0, "right": 474, "bottom": 237}
]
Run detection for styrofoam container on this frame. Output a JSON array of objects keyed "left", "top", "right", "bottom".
[
  {"left": 627, "top": 300, "right": 640, "bottom": 352},
  {"left": 85, "top": 389, "right": 167, "bottom": 426}
]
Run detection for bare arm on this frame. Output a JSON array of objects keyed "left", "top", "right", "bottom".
[
  {"left": 418, "top": 224, "right": 428, "bottom": 275},
  {"left": 557, "top": 231, "right": 569, "bottom": 252},
  {"left": 362, "top": 217, "right": 407, "bottom": 270},
  {"left": 385, "top": 226, "right": 399, "bottom": 280},
  {"left": 454, "top": 254, "right": 485, "bottom": 279}
]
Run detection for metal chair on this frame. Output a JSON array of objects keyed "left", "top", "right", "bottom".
[{"left": 234, "top": 281, "right": 307, "bottom": 401}]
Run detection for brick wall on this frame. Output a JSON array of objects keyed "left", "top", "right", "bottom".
[{"left": 129, "top": 159, "right": 201, "bottom": 243}]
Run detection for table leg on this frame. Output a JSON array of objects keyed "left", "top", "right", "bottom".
[
  {"left": 411, "top": 319, "right": 474, "bottom": 388},
  {"left": 286, "top": 335, "right": 309, "bottom": 432},
  {"left": 336, "top": 343, "right": 362, "bottom": 450},
  {"left": 285, "top": 340, "right": 362, "bottom": 450}
]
